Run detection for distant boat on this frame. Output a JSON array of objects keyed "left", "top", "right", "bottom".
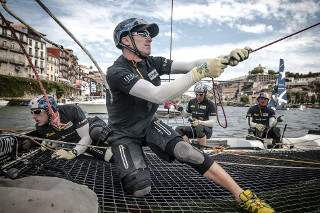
[
  {"left": 156, "top": 104, "right": 181, "bottom": 118},
  {"left": 268, "top": 59, "right": 290, "bottom": 110},
  {"left": 77, "top": 98, "right": 107, "bottom": 114},
  {"left": 0, "top": 99, "right": 9, "bottom": 107}
]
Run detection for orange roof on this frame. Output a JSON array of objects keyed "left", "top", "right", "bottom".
[{"left": 12, "top": 24, "right": 27, "bottom": 28}]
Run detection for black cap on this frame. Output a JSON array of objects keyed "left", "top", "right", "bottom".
[{"left": 132, "top": 23, "right": 159, "bottom": 38}]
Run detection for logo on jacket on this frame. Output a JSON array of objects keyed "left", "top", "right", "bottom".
[
  {"left": 123, "top": 73, "right": 136, "bottom": 83},
  {"left": 148, "top": 69, "right": 158, "bottom": 81}
]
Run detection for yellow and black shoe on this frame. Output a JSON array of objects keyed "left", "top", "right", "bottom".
[{"left": 238, "top": 190, "right": 275, "bottom": 213}]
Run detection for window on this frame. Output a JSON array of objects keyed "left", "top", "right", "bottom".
[
  {"left": 29, "top": 48, "right": 32, "bottom": 55},
  {"left": 29, "top": 39, "right": 32, "bottom": 45},
  {"left": 10, "top": 43, "right": 14, "bottom": 50},
  {"left": 2, "top": 41, "right": 7, "bottom": 48}
]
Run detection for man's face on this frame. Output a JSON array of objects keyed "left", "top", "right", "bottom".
[
  {"left": 31, "top": 109, "right": 49, "bottom": 126},
  {"left": 196, "top": 92, "right": 205, "bottom": 103},
  {"left": 130, "top": 30, "right": 152, "bottom": 56},
  {"left": 258, "top": 97, "right": 269, "bottom": 107}
]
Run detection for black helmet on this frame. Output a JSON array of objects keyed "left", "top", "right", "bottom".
[{"left": 113, "top": 18, "right": 159, "bottom": 49}]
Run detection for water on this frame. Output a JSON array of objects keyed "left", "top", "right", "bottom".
[{"left": 0, "top": 105, "right": 319, "bottom": 138}]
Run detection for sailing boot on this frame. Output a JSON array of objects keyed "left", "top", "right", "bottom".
[{"left": 238, "top": 189, "right": 275, "bottom": 213}]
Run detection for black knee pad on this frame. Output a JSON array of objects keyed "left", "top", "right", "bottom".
[
  {"left": 195, "top": 125, "right": 206, "bottom": 138},
  {"left": 173, "top": 141, "right": 214, "bottom": 175},
  {"left": 122, "top": 168, "right": 151, "bottom": 197}
]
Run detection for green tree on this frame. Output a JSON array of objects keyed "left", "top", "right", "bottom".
[
  {"left": 287, "top": 93, "right": 291, "bottom": 104},
  {"left": 268, "top": 70, "right": 276, "bottom": 75},
  {"left": 250, "top": 68, "right": 264, "bottom": 74},
  {"left": 311, "top": 95, "right": 316, "bottom": 104},
  {"left": 240, "top": 95, "right": 249, "bottom": 103},
  {"left": 295, "top": 92, "right": 301, "bottom": 104}
]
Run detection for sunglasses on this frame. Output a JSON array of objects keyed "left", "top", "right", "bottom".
[
  {"left": 131, "top": 31, "right": 151, "bottom": 38},
  {"left": 196, "top": 93, "right": 204, "bottom": 96},
  {"left": 31, "top": 109, "right": 45, "bottom": 115}
]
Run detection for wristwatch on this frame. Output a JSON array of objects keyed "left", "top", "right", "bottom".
[{"left": 72, "top": 149, "right": 78, "bottom": 157}]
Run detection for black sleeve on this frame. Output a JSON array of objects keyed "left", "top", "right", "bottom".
[{"left": 25, "top": 130, "right": 42, "bottom": 137}]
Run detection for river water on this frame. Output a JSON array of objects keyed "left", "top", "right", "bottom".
[{"left": 0, "top": 105, "right": 319, "bottom": 138}]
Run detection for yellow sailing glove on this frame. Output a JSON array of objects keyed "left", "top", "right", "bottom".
[
  {"left": 277, "top": 115, "right": 284, "bottom": 122},
  {"left": 255, "top": 123, "right": 266, "bottom": 131},
  {"left": 228, "top": 46, "right": 252, "bottom": 66},
  {"left": 191, "top": 57, "right": 228, "bottom": 82},
  {"left": 191, "top": 118, "right": 200, "bottom": 127},
  {"left": 51, "top": 149, "right": 76, "bottom": 160},
  {"left": 40, "top": 141, "right": 51, "bottom": 152}
]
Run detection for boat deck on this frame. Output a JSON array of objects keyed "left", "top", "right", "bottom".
[{"left": 3, "top": 148, "right": 320, "bottom": 212}]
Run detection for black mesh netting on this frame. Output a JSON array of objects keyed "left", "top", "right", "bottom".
[{"left": 3, "top": 149, "right": 320, "bottom": 213}]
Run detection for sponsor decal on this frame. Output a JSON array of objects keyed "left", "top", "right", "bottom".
[
  {"left": 190, "top": 105, "right": 196, "bottom": 108},
  {"left": 163, "top": 59, "right": 168, "bottom": 66},
  {"left": 200, "top": 105, "right": 206, "bottom": 109},
  {"left": 262, "top": 113, "right": 268, "bottom": 116},
  {"left": 123, "top": 73, "right": 135, "bottom": 83},
  {"left": 46, "top": 131, "right": 56, "bottom": 137},
  {"left": 148, "top": 69, "right": 158, "bottom": 81}
]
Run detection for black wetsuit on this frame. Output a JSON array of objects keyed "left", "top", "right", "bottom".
[
  {"left": 246, "top": 105, "right": 281, "bottom": 144},
  {"left": 176, "top": 97, "right": 216, "bottom": 139},
  {"left": 106, "top": 54, "right": 215, "bottom": 179}
]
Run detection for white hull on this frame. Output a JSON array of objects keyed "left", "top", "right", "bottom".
[
  {"left": 0, "top": 99, "right": 9, "bottom": 107},
  {"left": 201, "top": 133, "right": 320, "bottom": 151},
  {"left": 77, "top": 99, "right": 107, "bottom": 114}
]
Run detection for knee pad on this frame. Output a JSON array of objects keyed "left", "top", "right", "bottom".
[
  {"left": 173, "top": 141, "right": 214, "bottom": 175},
  {"left": 122, "top": 168, "right": 151, "bottom": 197},
  {"left": 195, "top": 125, "right": 206, "bottom": 138}
]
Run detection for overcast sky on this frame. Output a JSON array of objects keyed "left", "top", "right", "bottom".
[{"left": 1, "top": 0, "right": 319, "bottom": 80}]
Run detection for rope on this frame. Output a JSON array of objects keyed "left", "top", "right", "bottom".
[
  {"left": 252, "top": 22, "right": 320, "bottom": 53},
  {"left": 218, "top": 161, "right": 320, "bottom": 170},
  {"left": 1, "top": 129, "right": 111, "bottom": 150},
  {"left": 34, "top": 0, "right": 108, "bottom": 87},
  {"left": 1, "top": 0, "right": 63, "bottom": 49},
  {"left": 211, "top": 79, "right": 227, "bottom": 128},
  {"left": 225, "top": 152, "right": 320, "bottom": 166},
  {"left": 169, "top": 0, "right": 173, "bottom": 82},
  {"left": 0, "top": 129, "right": 55, "bottom": 152},
  {"left": 0, "top": 12, "right": 66, "bottom": 128}
]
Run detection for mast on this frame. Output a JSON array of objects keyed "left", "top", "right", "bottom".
[{"left": 276, "top": 59, "right": 288, "bottom": 106}]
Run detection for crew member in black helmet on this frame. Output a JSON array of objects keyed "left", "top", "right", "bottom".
[{"left": 106, "top": 17, "right": 274, "bottom": 212}]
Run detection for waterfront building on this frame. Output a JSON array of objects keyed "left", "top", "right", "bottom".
[
  {"left": 0, "top": 19, "right": 28, "bottom": 78},
  {"left": 47, "top": 52, "right": 59, "bottom": 81}
]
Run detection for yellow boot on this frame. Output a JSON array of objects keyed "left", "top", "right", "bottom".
[{"left": 239, "top": 190, "right": 275, "bottom": 213}]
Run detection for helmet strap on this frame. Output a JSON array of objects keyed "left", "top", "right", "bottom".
[{"left": 119, "top": 31, "right": 146, "bottom": 59}]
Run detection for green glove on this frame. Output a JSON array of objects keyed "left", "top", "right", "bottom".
[
  {"left": 191, "top": 57, "right": 228, "bottom": 82},
  {"left": 40, "top": 141, "right": 51, "bottom": 152},
  {"left": 255, "top": 123, "right": 266, "bottom": 131},
  {"left": 177, "top": 106, "right": 183, "bottom": 112},
  {"left": 191, "top": 118, "right": 200, "bottom": 127},
  {"left": 51, "top": 149, "right": 76, "bottom": 160},
  {"left": 277, "top": 115, "right": 284, "bottom": 122},
  {"left": 228, "top": 46, "right": 251, "bottom": 66}
]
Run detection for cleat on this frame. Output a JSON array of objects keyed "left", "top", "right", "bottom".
[{"left": 239, "top": 190, "right": 275, "bottom": 213}]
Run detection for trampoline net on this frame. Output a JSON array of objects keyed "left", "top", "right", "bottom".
[{"left": 2, "top": 148, "right": 320, "bottom": 213}]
